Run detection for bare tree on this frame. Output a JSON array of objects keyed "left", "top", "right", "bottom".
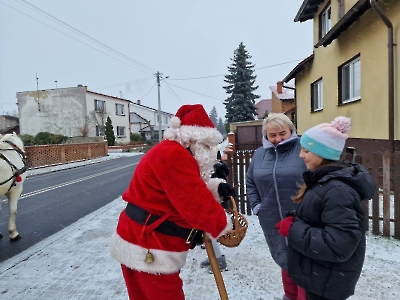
[
  {"left": 78, "top": 116, "right": 90, "bottom": 137},
  {"left": 87, "top": 106, "right": 109, "bottom": 137}
]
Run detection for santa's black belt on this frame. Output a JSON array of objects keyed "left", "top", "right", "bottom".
[{"left": 124, "top": 203, "right": 199, "bottom": 244}]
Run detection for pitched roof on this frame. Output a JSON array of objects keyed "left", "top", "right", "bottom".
[
  {"left": 130, "top": 112, "right": 148, "bottom": 123},
  {"left": 294, "top": 0, "right": 325, "bottom": 22},
  {"left": 255, "top": 99, "right": 272, "bottom": 119},
  {"left": 281, "top": 54, "right": 314, "bottom": 83},
  {"left": 269, "top": 85, "right": 295, "bottom": 100}
]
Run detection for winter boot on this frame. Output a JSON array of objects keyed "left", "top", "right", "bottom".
[
  {"left": 207, "top": 255, "right": 227, "bottom": 273},
  {"left": 199, "top": 258, "right": 210, "bottom": 268}
]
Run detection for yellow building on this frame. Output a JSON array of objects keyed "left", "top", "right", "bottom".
[{"left": 282, "top": 0, "right": 399, "bottom": 156}]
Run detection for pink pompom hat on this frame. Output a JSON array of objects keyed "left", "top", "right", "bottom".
[{"left": 300, "top": 116, "right": 352, "bottom": 161}]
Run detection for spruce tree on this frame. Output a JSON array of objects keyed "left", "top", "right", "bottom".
[
  {"left": 209, "top": 106, "right": 218, "bottom": 127},
  {"left": 217, "top": 117, "right": 226, "bottom": 136},
  {"left": 223, "top": 42, "right": 260, "bottom": 123},
  {"left": 105, "top": 116, "right": 115, "bottom": 146}
]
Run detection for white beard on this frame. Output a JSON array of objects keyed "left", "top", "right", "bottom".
[{"left": 190, "top": 143, "right": 218, "bottom": 183}]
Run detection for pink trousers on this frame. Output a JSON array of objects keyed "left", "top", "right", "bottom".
[{"left": 282, "top": 269, "right": 307, "bottom": 300}]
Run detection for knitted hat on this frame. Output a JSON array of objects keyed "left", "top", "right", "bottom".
[
  {"left": 170, "top": 104, "right": 215, "bottom": 129},
  {"left": 300, "top": 116, "right": 352, "bottom": 161}
]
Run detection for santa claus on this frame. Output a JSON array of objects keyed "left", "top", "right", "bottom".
[{"left": 110, "top": 104, "right": 234, "bottom": 300}]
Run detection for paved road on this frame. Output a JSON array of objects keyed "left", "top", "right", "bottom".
[{"left": 0, "top": 155, "right": 142, "bottom": 262}]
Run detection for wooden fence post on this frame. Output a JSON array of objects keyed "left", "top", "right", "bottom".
[
  {"left": 382, "top": 151, "right": 391, "bottom": 237},
  {"left": 394, "top": 151, "right": 400, "bottom": 239},
  {"left": 371, "top": 153, "right": 380, "bottom": 235}
]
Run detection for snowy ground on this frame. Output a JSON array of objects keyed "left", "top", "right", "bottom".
[{"left": 1, "top": 148, "right": 399, "bottom": 299}]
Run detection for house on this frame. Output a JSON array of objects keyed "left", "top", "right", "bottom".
[
  {"left": 139, "top": 124, "right": 170, "bottom": 141},
  {"left": 16, "top": 86, "right": 131, "bottom": 144},
  {"left": 129, "top": 99, "right": 173, "bottom": 140},
  {"left": 254, "top": 99, "right": 272, "bottom": 119},
  {"left": 269, "top": 81, "right": 296, "bottom": 124},
  {"left": 0, "top": 115, "right": 19, "bottom": 134},
  {"left": 282, "top": 0, "right": 399, "bottom": 155}
]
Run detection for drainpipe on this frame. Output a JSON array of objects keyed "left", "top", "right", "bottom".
[{"left": 370, "top": 0, "right": 396, "bottom": 153}]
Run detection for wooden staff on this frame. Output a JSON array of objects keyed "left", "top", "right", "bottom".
[{"left": 203, "top": 235, "right": 229, "bottom": 300}]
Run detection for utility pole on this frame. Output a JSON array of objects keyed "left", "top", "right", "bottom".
[
  {"left": 36, "top": 73, "right": 40, "bottom": 111},
  {"left": 156, "top": 71, "right": 162, "bottom": 142}
]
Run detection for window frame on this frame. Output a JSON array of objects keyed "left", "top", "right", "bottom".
[
  {"left": 338, "top": 55, "right": 361, "bottom": 105},
  {"left": 117, "top": 126, "right": 126, "bottom": 137},
  {"left": 94, "top": 99, "right": 106, "bottom": 112},
  {"left": 319, "top": 3, "right": 332, "bottom": 39},
  {"left": 115, "top": 103, "right": 125, "bottom": 116},
  {"left": 311, "top": 78, "right": 323, "bottom": 112},
  {"left": 95, "top": 125, "right": 105, "bottom": 137}
]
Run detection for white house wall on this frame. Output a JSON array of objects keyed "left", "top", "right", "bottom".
[
  {"left": 17, "top": 87, "right": 87, "bottom": 137},
  {"left": 85, "top": 92, "right": 130, "bottom": 144}
]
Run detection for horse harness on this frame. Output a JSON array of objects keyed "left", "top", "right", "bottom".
[{"left": 0, "top": 140, "right": 27, "bottom": 191}]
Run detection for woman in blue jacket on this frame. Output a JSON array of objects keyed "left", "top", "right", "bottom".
[
  {"left": 246, "top": 113, "right": 307, "bottom": 300},
  {"left": 276, "top": 116, "right": 376, "bottom": 300}
]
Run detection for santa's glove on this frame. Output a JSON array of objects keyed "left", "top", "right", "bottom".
[
  {"left": 276, "top": 216, "right": 294, "bottom": 237},
  {"left": 218, "top": 182, "right": 235, "bottom": 204},
  {"left": 211, "top": 161, "right": 230, "bottom": 179}
]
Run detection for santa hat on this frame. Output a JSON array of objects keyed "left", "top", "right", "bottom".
[
  {"left": 170, "top": 104, "right": 215, "bottom": 129},
  {"left": 300, "top": 116, "right": 351, "bottom": 161},
  {"left": 165, "top": 104, "right": 222, "bottom": 146}
]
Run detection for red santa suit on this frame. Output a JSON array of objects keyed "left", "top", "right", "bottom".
[{"left": 110, "top": 104, "right": 231, "bottom": 300}]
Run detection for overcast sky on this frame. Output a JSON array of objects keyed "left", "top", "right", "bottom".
[{"left": 0, "top": 0, "right": 312, "bottom": 120}]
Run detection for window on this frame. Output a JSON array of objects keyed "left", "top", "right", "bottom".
[
  {"left": 164, "top": 116, "right": 168, "bottom": 123},
  {"left": 311, "top": 79, "right": 323, "bottom": 112},
  {"left": 94, "top": 100, "right": 105, "bottom": 112},
  {"left": 339, "top": 56, "right": 361, "bottom": 104},
  {"left": 117, "top": 126, "right": 125, "bottom": 137},
  {"left": 115, "top": 103, "right": 125, "bottom": 115},
  {"left": 319, "top": 4, "right": 331, "bottom": 38},
  {"left": 96, "top": 126, "right": 105, "bottom": 136}
]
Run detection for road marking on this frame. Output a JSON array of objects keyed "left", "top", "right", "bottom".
[{"left": 0, "top": 162, "right": 138, "bottom": 203}]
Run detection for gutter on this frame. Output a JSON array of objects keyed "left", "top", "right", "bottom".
[{"left": 370, "top": 0, "right": 396, "bottom": 153}]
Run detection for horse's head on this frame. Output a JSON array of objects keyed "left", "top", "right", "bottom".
[{"left": 1, "top": 132, "right": 25, "bottom": 152}]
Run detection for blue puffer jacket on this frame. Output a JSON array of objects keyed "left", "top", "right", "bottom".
[
  {"left": 246, "top": 132, "right": 306, "bottom": 269},
  {"left": 287, "top": 163, "right": 376, "bottom": 300}
]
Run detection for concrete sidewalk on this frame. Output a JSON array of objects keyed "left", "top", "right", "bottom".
[{"left": 0, "top": 154, "right": 399, "bottom": 299}]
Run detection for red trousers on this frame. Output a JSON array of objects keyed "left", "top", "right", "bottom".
[
  {"left": 121, "top": 265, "right": 185, "bottom": 300},
  {"left": 282, "top": 269, "right": 306, "bottom": 300}
]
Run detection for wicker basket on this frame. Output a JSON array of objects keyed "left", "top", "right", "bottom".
[{"left": 217, "top": 196, "right": 249, "bottom": 248}]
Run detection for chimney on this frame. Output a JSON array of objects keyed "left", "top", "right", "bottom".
[
  {"left": 277, "top": 81, "right": 283, "bottom": 94},
  {"left": 137, "top": 100, "right": 141, "bottom": 105}
]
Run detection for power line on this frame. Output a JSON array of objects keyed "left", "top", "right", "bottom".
[
  {"left": 163, "top": 81, "right": 183, "bottom": 104},
  {"left": 139, "top": 81, "right": 157, "bottom": 100},
  {"left": 15, "top": 0, "right": 155, "bottom": 74},
  {"left": 167, "top": 59, "right": 303, "bottom": 81},
  {"left": 0, "top": 1, "right": 153, "bottom": 74},
  {"left": 164, "top": 81, "right": 224, "bottom": 101}
]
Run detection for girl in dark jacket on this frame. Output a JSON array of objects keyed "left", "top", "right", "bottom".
[
  {"left": 276, "top": 116, "right": 376, "bottom": 300},
  {"left": 246, "top": 113, "right": 307, "bottom": 300}
]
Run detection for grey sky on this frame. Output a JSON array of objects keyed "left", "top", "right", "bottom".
[{"left": 0, "top": 0, "right": 312, "bottom": 120}]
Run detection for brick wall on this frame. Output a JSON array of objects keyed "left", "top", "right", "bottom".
[{"left": 25, "top": 141, "right": 108, "bottom": 169}]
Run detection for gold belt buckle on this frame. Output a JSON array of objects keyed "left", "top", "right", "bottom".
[{"left": 185, "top": 228, "right": 198, "bottom": 244}]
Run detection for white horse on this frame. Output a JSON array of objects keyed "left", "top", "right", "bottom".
[{"left": 0, "top": 132, "right": 27, "bottom": 240}]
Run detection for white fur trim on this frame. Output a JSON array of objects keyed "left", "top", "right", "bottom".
[
  {"left": 205, "top": 212, "right": 233, "bottom": 239},
  {"left": 206, "top": 178, "right": 225, "bottom": 203},
  {"left": 170, "top": 116, "right": 181, "bottom": 129},
  {"left": 110, "top": 232, "right": 188, "bottom": 274}
]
